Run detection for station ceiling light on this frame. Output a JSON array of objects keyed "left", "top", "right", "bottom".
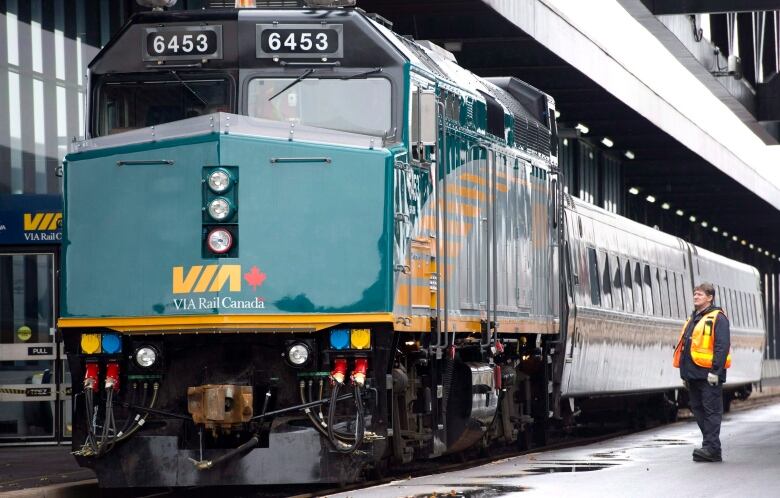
[
  {"left": 629, "top": 187, "right": 640, "bottom": 195},
  {"left": 701, "top": 221, "right": 708, "bottom": 227},
  {"left": 575, "top": 123, "right": 590, "bottom": 134},
  {"left": 689, "top": 215, "right": 697, "bottom": 222},
  {"left": 722, "top": 231, "right": 729, "bottom": 237},
  {"left": 712, "top": 226, "right": 718, "bottom": 232},
  {"left": 661, "top": 202, "right": 670, "bottom": 210},
  {"left": 765, "top": 250, "right": 770, "bottom": 256},
  {"left": 625, "top": 150, "right": 635, "bottom": 160},
  {"left": 601, "top": 137, "right": 614, "bottom": 147},
  {"left": 646, "top": 195, "right": 656, "bottom": 203},
  {"left": 732, "top": 235, "right": 738, "bottom": 241},
  {"left": 675, "top": 209, "right": 684, "bottom": 216},
  {"left": 749, "top": 243, "right": 754, "bottom": 248}
]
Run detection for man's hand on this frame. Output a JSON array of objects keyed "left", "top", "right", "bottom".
[{"left": 707, "top": 373, "right": 719, "bottom": 386}]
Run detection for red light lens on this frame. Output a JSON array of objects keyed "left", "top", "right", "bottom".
[{"left": 207, "top": 228, "right": 233, "bottom": 254}]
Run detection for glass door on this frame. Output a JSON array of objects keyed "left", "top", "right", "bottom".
[{"left": 0, "top": 252, "right": 59, "bottom": 443}]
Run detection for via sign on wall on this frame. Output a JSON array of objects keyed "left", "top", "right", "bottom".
[{"left": 0, "top": 195, "right": 62, "bottom": 245}]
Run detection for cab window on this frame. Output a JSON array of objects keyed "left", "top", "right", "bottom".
[
  {"left": 247, "top": 77, "right": 392, "bottom": 136},
  {"left": 97, "top": 77, "right": 231, "bottom": 136}
]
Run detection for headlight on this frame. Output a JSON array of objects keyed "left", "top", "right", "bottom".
[
  {"left": 286, "top": 343, "right": 310, "bottom": 367},
  {"left": 207, "top": 228, "right": 233, "bottom": 254},
  {"left": 207, "top": 197, "right": 232, "bottom": 221},
  {"left": 207, "top": 169, "right": 232, "bottom": 193},
  {"left": 134, "top": 346, "right": 158, "bottom": 368}
]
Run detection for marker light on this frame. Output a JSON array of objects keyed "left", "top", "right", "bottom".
[
  {"left": 350, "top": 329, "right": 371, "bottom": 350},
  {"left": 286, "top": 343, "right": 310, "bottom": 366},
  {"left": 330, "top": 329, "right": 350, "bottom": 350},
  {"left": 207, "top": 197, "right": 232, "bottom": 221},
  {"left": 207, "top": 228, "right": 233, "bottom": 254},
  {"left": 134, "top": 346, "right": 158, "bottom": 368},
  {"left": 81, "top": 334, "right": 101, "bottom": 354},
  {"left": 101, "top": 333, "right": 122, "bottom": 354},
  {"left": 207, "top": 169, "right": 232, "bottom": 193}
]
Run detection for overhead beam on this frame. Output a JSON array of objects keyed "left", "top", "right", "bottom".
[{"left": 640, "top": 0, "right": 780, "bottom": 14}]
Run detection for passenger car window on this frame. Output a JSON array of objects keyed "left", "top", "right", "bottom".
[
  {"left": 659, "top": 270, "right": 670, "bottom": 318},
  {"left": 624, "top": 261, "right": 634, "bottom": 312},
  {"left": 612, "top": 255, "right": 623, "bottom": 311},
  {"left": 643, "top": 264, "right": 654, "bottom": 314},
  {"left": 634, "top": 262, "right": 644, "bottom": 313},
  {"left": 600, "top": 251, "right": 613, "bottom": 308},
  {"left": 588, "top": 248, "right": 600, "bottom": 306}
]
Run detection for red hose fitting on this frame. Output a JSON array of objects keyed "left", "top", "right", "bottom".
[
  {"left": 351, "top": 358, "right": 368, "bottom": 386},
  {"left": 330, "top": 358, "right": 348, "bottom": 385},
  {"left": 494, "top": 365, "right": 502, "bottom": 391},
  {"left": 105, "top": 362, "right": 120, "bottom": 391},
  {"left": 84, "top": 363, "right": 99, "bottom": 392}
]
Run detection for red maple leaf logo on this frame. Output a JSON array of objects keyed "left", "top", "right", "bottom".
[{"left": 243, "top": 266, "right": 266, "bottom": 291}]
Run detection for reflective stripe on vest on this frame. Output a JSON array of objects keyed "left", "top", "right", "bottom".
[{"left": 672, "top": 309, "right": 732, "bottom": 369}]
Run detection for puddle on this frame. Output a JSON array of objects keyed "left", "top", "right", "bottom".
[
  {"left": 410, "top": 484, "right": 529, "bottom": 498},
  {"left": 637, "top": 438, "right": 691, "bottom": 449},
  {"left": 478, "top": 462, "right": 618, "bottom": 478}
]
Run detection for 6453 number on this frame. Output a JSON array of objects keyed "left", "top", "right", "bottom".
[{"left": 145, "top": 29, "right": 220, "bottom": 59}]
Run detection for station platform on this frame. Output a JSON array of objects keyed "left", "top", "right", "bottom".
[
  {"left": 335, "top": 398, "right": 780, "bottom": 498},
  {"left": 0, "top": 445, "right": 95, "bottom": 496}
]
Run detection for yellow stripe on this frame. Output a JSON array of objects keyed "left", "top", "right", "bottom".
[
  {"left": 58, "top": 313, "right": 395, "bottom": 333},
  {"left": 24, "top": 213, "right": 44, "bottom": 230},
  {"left": 48, "top": 213, "right": 63, "bottom": 230}
]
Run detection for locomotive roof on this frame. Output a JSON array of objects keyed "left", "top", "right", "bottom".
[{"left": 90, "top": 8, "right": 553, "bottom": 137}]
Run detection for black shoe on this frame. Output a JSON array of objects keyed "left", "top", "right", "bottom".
[{"left": 693, "top": 448, "right": 722, "bottom": 462}]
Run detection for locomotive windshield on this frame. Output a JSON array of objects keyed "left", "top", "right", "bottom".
[
  {"left": 97, "top": 77, "right": 231, "bottom": 136},
  {"left": 247, "top": 77, "right": 391, "bottom": 136}
]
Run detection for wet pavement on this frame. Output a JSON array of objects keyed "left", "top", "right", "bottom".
[
  {"left": 331, "top": 400, "right": 780, "bottom": 498},
  {"left": 0, "top": 444, "right": 95, "bottom": 494}
]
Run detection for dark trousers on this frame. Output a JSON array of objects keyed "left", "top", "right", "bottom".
[{"left": 687, "top": 379, "right": 723, "bottom": 454}]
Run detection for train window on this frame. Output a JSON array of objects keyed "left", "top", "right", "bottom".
[
  {"left": 600, "top": 251, "right": 613, "bottom": 308},
  {"left": 612, "top": 255, "right": 623, "bottom": 311},
  {"left": 98, "top": 77, "right": 231, "bottom": 136},
  {"left": 588, "top": 248, "right": 601, "bottom": 306},
  {"left": 634, "top": 262, "right": 644, "bottom": 313},
  {"left": 651, "top": 268, "right": 662, "bottom": 316},
  {"left": 669, "top": 272, "right": 679, "bottom": 318},
  {"left": 247, "top": 77, "right": 392, "bottom": 136},
  {"left": 677, "top": 273, "right": 688, "bottom": 316},
  {"left": 658, "top": 270, "right": 670, "bottom": 318},
  {"left": 643, "top": 264, "right": 653, "bottom": 314},
  {"left": 623, "top": 261, "right": 634, "bottom": 312}
]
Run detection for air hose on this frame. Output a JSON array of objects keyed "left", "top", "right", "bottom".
[{"left": 326, "top": 381, "right": 365, "bottom": 454}]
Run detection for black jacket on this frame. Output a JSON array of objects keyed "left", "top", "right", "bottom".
[{"left": 679, "top": 305, "right": 730, "bottom": 383}]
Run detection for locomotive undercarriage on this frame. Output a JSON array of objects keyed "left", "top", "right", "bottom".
[{"left": 65, "top": 327, "right": 559, "bottom": 487}]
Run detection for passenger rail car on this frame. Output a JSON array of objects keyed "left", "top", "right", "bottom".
[{"left": 58, "top": 5, "right": 764, "bottom": 488}]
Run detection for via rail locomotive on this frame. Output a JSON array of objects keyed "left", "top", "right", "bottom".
[{"left": 59, "top": 3, "right": 765, "bottom": 488}]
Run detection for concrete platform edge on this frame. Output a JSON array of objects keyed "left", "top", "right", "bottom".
[{"left": 2, "top": 479, "right": 98, "bottom": 498}]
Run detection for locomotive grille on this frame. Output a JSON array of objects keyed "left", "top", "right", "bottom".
[{"left": 490, "top": 84, "right": 551, "bottom": 157}]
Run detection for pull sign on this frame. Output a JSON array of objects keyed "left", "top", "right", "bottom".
[{"left": 28, "top": 346, "right": 53, "bottom": 356}]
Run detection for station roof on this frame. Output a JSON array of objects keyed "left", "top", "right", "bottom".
[{"left": 358, "top": 0, "right": 780, "bottom": 268}]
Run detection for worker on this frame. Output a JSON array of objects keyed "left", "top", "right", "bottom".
[{"left": 673, "top": 282, "right": 731, "bottom": 462}]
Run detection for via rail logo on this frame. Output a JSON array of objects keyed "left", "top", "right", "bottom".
[
  {"left": 171, "top": 264, "right": 267, "bottom": 311},
  {"left": 23, "top": 212, "right": 62, "bottom": 241}
]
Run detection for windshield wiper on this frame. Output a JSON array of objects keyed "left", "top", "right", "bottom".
[
  {"left": 341, "top": 67, "right": 383, "bottom": 80},
  {"left": 268, "top": 68, "right": 315, "bottom": 102},
  {"left": 170, "top": 70, "right": 208, "bottom": 106}
]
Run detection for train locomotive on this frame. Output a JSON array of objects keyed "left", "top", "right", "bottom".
[{"left": 59, "top": 3, "right": 765, "bottom": 488}]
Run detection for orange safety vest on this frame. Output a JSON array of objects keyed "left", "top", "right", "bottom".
[{"left": 673, "top": 309, "right": 732, "bottom": 370}]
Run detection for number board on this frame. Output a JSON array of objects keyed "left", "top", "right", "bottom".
[
  {"left": 256, "top": 23, "right": 343, "bottom": 59},
  {"left": 143, "top": 25, "right": 223, "bottom": 61}
]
